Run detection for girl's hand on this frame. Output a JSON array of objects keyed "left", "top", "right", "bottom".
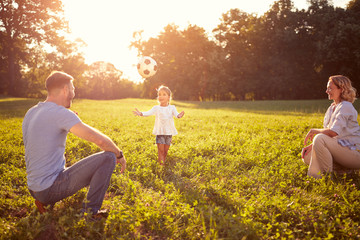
[
  {"left": 177, "top": 111, "right": 185, "bottom": 118},
  {"left": 133, "top": 108, "right": 143, "bottom": 116}
]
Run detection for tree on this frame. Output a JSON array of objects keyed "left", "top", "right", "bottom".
[
  {"left": 256, "top": 0, "right": 319, "bottom": 99},
  {"left": 21, "top": 38, "right": 88, "bottom": 98},
  {"left": 131, "top": 24, "right": 224, "bottom": 101},
  {"left": 0, "top": 0, "right": 68, "bottom": 96},
  {"left": 308, "top": 0, "right": 360, "bottom": 90},
  {"left": 213, "top": 0, "right": 326, "bottom": 100},
  {"left": 213, "top": 9, "right": 261, "bottom": 100},
  {"left": 82, "top": 61, "right": 139, "bottom": 99}
]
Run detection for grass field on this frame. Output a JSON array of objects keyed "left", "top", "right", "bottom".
[{"left": 1, "top": 97, "right": 360, "bottom": 239}]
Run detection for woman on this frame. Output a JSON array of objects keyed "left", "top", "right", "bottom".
[{"left": 302, "top": 75, "right": 360, "bottom": 178}]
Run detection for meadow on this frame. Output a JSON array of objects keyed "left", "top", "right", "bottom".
[{"left": 1, "top": 97, "right": 360, "bottom": 239}]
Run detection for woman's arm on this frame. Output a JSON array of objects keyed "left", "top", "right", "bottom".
[{"left": 304, "top": 128, "right": 338, "bottom": 146}]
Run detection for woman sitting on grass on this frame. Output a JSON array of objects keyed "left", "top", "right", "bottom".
[{"left": 302, "top": 75, "right": 360, "bottom": 178}]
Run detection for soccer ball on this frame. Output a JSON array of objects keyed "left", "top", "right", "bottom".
[{"left": 137, "top": 56, "right": 157, "bottom": 78}]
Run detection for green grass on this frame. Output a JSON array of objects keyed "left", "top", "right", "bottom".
[{"left": 1, "top": 97, "right": 360, "bottom": 239}]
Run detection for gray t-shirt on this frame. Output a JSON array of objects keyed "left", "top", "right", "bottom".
[{"left": 22, "top": 101, "right": 81, "bottom": 191}]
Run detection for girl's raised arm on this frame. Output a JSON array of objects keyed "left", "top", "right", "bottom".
[
  {"left": 134, "top": 106, "right": 157, "bottom": 117},
  {"left": 172, "top": 105, "right": 185, "bottom": 118},
  {"left": 177, "top": 111, "right": 185, "bottom": 118},
  {"left": 133, "top": 108, "right": 143, "bottom": 116}
]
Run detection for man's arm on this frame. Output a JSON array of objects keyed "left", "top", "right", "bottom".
[{"left": 70, "top": 122, "right": 126, "bottom": 172}]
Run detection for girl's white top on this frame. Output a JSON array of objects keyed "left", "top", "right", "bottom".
[
  {"left": 323, "top": 101, "right": 360, "bottom": 150},
  {"left": 142, "top": 105, "right": 180, "bottom": 135}
]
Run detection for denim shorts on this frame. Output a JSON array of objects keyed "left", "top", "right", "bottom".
[{"left": 156, "top": 135, "right": 172, "bottom": 145}]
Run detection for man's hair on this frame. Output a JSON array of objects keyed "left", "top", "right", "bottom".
[{"left": 45, "top": 71, "right": 74, "bottom": 92}]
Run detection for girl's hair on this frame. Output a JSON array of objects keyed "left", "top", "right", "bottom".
[
  {"left": 329, "top": 75, "right": 357, "bottom": 103},
  {"left": 157, "top": 85, "right": 172, "bottom": 104}
]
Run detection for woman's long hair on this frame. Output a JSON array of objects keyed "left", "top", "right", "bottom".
[{"left": 329, "top": 75, "right": 357, "bottom": 103}]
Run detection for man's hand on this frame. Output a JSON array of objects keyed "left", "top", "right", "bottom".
[{"left": 117, "top": 156, "right": 126, "bottom": 173}]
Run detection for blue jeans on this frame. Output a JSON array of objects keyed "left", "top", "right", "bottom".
[{"left": 29, "top": 151, "right": 116, "bottom": 214}]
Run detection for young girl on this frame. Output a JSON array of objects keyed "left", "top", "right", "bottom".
[{"left": 133, "top": 85, "right": 185, "bottom": 165}]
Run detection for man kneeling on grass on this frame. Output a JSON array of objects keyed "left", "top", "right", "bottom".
[{"left": 22, "top": 71, "right": 126, "bottom": 218}]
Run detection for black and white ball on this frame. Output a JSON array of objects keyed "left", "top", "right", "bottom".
[{"left": 137, "top": 56, "right": 157, "bottom": 78}]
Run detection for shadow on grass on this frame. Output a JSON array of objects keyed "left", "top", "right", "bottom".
[
  {"left": 0, "top": 98, "right": 40, "bottom": 119},
  {"left": 331, "top": 172, "right": 360, "bottom": 186},
  {"left": 155, "top": 158, "right": 258, "bottom": 239},
  {"left": 3, "top": 97, "right": 360, "bottom": 117},
  {"left": 173, "top": 99, "right": 360, "bottom": 116}
]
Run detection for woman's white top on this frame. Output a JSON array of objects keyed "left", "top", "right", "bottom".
[
  {"left": 324, "top": 101, "right": 360, "bottom": 150},
  {"left": 142, "top": 105, "right": 180, "bottom": 136}
]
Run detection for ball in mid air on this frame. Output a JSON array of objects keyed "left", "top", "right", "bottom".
[{"left": 137, "top": 56, "right": 157, "bottom": 78}]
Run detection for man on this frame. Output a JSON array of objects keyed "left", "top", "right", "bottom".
[{"left": 22, "top": 71, "right": 126, "bottom": 217}]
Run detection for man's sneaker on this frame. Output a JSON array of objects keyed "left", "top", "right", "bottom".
[
  {"left": 35, "top": 200, "right": 47, "bottom": 214},
  {"left": 92, "top": 209, "right": 109, "bottom": 220}
]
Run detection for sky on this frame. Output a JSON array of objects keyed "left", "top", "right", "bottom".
[{"left": 61, "top": 0, "right": 350, "bottom": 82}]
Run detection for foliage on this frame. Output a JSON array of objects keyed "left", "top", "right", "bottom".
[
  {"left": 1, "top": 97, "right": 360, "bottom": 239},
  {"left": 0, "top": 0, "right": 69, "bottom": 96},
  {"left": 132, "top": 0, "right": 360, "bottom": 101},
  {"left": 2, "top": 0, "right": 360, "bottom": 100},
  {"left": 79, "top": 61, "right": 140, "bottom": 100},
  {"left": 131, "top": 24, "right": 224, "bottom": 101},
  {"left": 308, "top": 0, "right": 360, "bottom": 86},
  {"left": 20, "top": 38, "right": 89, "bottom": 98}
]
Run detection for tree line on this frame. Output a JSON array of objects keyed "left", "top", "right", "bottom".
[{"left": 1, "top": 0, "right": 360, "bottom": 100}]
